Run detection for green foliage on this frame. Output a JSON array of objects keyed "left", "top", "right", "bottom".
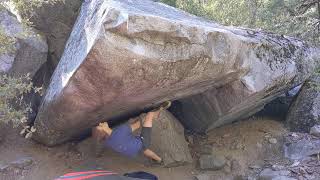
[
  {"left": 0, "top": 74, "right": 33, "bottom": 126},
  {"left": 177, "top": 0, "right": 252, "bottom": 26},
  {"left": 0, "top": 1, "right": 49, "bottom": 138},
  {"left": 160, "top": 0, "right": 320, "bottom": 45},
  {"left": 0, "top": 28, "right": 15, "bottom": 54},
  {"left": 160, "top": 0, "right": 177, "bottom": 7},
  {"left": 8, "top": 0, "right": 59, "bottom": 13},
  {"left": 1, "top": 0, "right": 60, "bottom": 26},
  {"left": 0, "top": 74, "right": 42, "bottom": 138},
  {"left": 9, "top": 0, "right": 41, "bottom": 15}
]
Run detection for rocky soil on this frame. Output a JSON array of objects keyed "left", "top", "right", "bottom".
[{"left": 1, "top": 116, "right": 319, "bottom": 180}]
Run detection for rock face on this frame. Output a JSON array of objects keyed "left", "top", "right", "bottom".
[
  {"left": 284, "top": 133, "right": 320, "bottom": 160},
  {"left": 286, "top": 75, "right": 320, "bottom": 132},
  {"left": 141, "top": 110, "right": 193, "bottom": 167},
  {"left": 34, "top": 0, "right": 320, "bottom": 145},
  {"left": 4, "top": 0, "right": 82, "bottom": 68},
  {"left": 0, "top": 6, "right": 47, "bottom": 77}
]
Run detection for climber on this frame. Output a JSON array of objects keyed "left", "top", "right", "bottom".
[{"left": 92, "top": 101, "right": 171, "bottom": 164}]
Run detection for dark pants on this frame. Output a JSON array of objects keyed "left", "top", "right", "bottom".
[{"left": 140, "top": 127, "right": 151, "bottom": 150}]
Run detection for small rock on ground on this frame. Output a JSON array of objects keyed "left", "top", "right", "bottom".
[
  {"left": 199, "top": 154, "right": 226, "bottom": 170},
  {"left": 195, "top": 174, "right": 212, "bottom": 180},
  {"left": 310, "top": 125, "right": 320, "bottom": 137},
  {"left": 284, "top": 138, "right": 320, "bottom": 160},
  {"left": 269, "top": 138, "right": 278, "bottom": 144},
  {"left": 259, "top": 168, "right": 295, "bottom": 180},
  {"left": 271, "top": 165, "right": 285, "bottom": 171},
  {"left": 0, "top": 157, "right": 33, "bottom": 177},
  {"left": 234, "top": 175, "right": 256, "bottom": 180},
  {"left": 0, "top": 164, "right": 10, "bottom": 172},
  {"left": 231, "top": 159, "right": 243, "bottom": 171},
  {"left": 195, "top": 174, "right": 236, "bottom": 180},
  {"left": 9, "top": 157, "right": 33, "bottom": 169}
]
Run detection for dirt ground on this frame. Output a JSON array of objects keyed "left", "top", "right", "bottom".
[
  {"left": 190, "top": 117, "right": 289, "bottom": 179},
  {"left": 0, "top": 117, "right": 291, "bottom": 180}
]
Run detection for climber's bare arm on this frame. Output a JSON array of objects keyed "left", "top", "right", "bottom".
[
  {"left": 130, "top": 117, "right": 142, "bottom": 132},
  {"left": 143, "top": 149, "right": 162, "bottom": 163}
]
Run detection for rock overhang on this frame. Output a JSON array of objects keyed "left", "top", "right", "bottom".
[{"left": 33, "top": 0, "right": 320, "bottom": 146}]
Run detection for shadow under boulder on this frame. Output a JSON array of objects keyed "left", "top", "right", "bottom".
[
  {"left": 256, "top": 85, "right": 301, "bottom": 120},
  {"left": 169, "top": 81, "right": 299, "bottom": 134}
]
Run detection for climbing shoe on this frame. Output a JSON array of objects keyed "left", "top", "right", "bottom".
[{"left": 151, "top": 101, "right": 171, "bottom": 112}]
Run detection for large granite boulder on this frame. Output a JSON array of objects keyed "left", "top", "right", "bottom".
[
  {"left": 141, "top": 110, "right": 193, "bottom": 167},
  {"left": 0, "top": 6, "right": 47, "bottom": 77},
  {"left": 286, "top": 74, "right": 320, "bottom": 132},
  {"left": 25, "top": 0, "right": 82, "bottom": 68},
  {"left": 34, "top": 0, "right": 320, "bottom": 145},
  {"left": 3, "top": 0, "right": 82, "bottom": 69}
]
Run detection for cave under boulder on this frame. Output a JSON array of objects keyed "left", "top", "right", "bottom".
[
  {"left": 255, "top": 85, "right": 301, "bottom": 120},
  {"left": 33, "top": 0, "right": 320, "bottom": 145}
]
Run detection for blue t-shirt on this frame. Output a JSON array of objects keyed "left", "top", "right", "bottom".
[{"left": 105, "top": 124, "right": 143, "bottom": 157}]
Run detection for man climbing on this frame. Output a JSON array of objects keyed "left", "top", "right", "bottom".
[{"left": 92, "top": 101, "right": 171, "bottom": 164}]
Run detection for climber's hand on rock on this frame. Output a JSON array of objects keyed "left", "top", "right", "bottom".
[{"left": 99, "top": 122, "right": 110, "bottom": 130}]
